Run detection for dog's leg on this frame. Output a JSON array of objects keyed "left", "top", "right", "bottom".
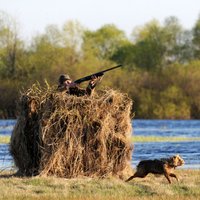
[
  {"left": 164, "top": 173, "right": 171, "bottom": 184},
  {"left": 125, "top": 175, "right": 135, "bottom": 182},
  {"left": 125, "top": 172, "right": 147, "bottom": 182},
  {"left": 169, "top": 173, "right": 179, "bottom": 182}
]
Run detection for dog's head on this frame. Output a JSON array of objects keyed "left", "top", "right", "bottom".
[{"left": 170, "top": 154, "right": 184, "bottom": 167}]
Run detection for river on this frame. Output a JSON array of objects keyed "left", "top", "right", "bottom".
[{"left": 0, "top": 119, "right": 200, "bottom": 170}]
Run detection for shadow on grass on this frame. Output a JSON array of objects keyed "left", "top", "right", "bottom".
[{"left": 127, "top": 182, "right": 157, "bottom": 196}]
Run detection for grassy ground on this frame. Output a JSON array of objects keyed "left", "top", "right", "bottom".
[
  {"left": 132, "top": 136, "right": 200, "bottom": 142},
  {"left": 0, "top": 136, "right": 10, "bottom": 144},
  {"left": 1, "top": 135, "right": 200, "bottom": 144},
  {"left": 0, "top": 170, "right": 199, "bottom": 200}
]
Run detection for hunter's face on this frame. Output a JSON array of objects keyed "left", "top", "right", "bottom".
[{"left": 64, "top": 79, "right": 72, "bottom": 86}]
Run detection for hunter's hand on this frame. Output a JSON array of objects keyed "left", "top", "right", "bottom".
[
  {"left": 68, "top": 82, "right": 78, "bottom": 88},
  {"left": 89, "top": 75, "right": 103, "bottom": 88}
]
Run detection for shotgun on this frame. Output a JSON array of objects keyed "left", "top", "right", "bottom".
[{"left": 74, "top": 64, "right": 122, "bottom": 84}]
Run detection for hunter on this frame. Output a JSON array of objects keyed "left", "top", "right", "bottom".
[{"left": 57, "top": 74, "right": 102, "bottom": 96}]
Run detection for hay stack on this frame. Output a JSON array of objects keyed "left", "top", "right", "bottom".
[{"left": 10, "top": 84, "right": 133, "bottom": 178}]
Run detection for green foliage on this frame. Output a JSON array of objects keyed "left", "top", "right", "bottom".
[
  {"left": 0, "top": 79, "right": 21, "bottom": 118},
  {"left": 137, "top": 89, "right": 155, "bottom": 119},
  {"left": 154, "top": 86, "right": 190, "bottom": 119},
  {"left": 83, "top": 24, "right": 128, "bottom": 60},
  {"left": 192, "top": 16, "right": 200, "bottom": 59},
  {"left": 163, "top": 17, "right": 185, "bottom": 63},
  {"left": 131, "top": 20, "right": 167, "bottom": 70},
  {"left": 111, "top": 43, "right": 136, "bottom": 70},
  {"left": 0, "top": 11, "right": 26, "bottom": 79}
]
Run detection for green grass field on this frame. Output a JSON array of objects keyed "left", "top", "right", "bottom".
[
  {"left": 0, "top": 136, "right": 10, "bottom": 144},
  {"left": 132, "top": 135, "right": 200, "bottom": 142},
  {"left": 0, "top": 170, "right": 199, "bottom": 200}
]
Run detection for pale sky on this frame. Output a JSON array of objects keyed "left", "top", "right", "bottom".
[{"left": 0, "top": 0, "right": 200, "bottom": 40}]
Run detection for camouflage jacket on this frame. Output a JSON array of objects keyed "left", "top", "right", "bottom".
[{"left": 57, "top": 84, "right": 94, "bottom": 97}]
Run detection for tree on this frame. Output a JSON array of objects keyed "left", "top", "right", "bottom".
[
  {"left": 163, "top": 16, "right": 192, "bottom": 64},
  {"left": 192, "top": 15, "right": 200, "bottom": 59},
  {"left": 0, "top": 11, "right": 24, "bottom": 78},
  {"left": 62, "top": 20, "right": 85, "bottom": 52},
  {"left": 131, "top": 20, "right": 166, "bottom": 70},
  {"left": 111, "top": 43, "right": 136, "bottom": 70},
  {"left": 82, "top": 24, "right": 129, "bottom": 60},
  {"left": 28, "top": 20, "right": 87, "bottom": 83},
  {"left": 154, "top": 86, "right": 190, "bottom": 119}
]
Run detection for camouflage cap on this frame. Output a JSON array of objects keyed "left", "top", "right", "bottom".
[{"left": 58, "top": 74, "right": 71, "bottom": 84}]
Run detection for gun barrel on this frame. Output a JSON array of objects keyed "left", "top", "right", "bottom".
[
  {"left": 74, "top": 64, "right": 122, "bottom": 84},
  {"left": 100, "top": 64, "right": 122, "bottom": 73}
]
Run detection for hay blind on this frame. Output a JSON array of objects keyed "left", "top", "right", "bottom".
[{"left": 10, "top": 84, "right": 133, "bottom": 178}]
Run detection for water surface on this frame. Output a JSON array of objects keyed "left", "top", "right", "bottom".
[{"left": 0, "top": 119, "right": 200, "bottom": 170}]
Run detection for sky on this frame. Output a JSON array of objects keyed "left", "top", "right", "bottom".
[{"left": 0, "top": 0, "right": 200, "bottom": 40}]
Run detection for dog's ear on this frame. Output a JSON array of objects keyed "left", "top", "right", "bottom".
[
  {"left": 172, "top": 155, "right": 178, "bottom": 162},
  {"left": 172, "top": 155, "right": 177, "bottom": 159}
]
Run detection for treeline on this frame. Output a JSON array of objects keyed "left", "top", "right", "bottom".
[{"left": 1, "top": 11, "right": 200, "bottom": 119}]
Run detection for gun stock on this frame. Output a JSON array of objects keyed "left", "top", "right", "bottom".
[{"left": 74, "top": 64, "right": 122, "bottom": 84}]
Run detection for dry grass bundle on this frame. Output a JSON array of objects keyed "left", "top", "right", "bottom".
[{"left": 10, "top": 83, "right": 133, "bottom": 178}]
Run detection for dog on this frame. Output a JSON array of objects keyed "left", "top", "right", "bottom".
[{"left": 125, "top": 155, "right": 184, "bottom": 184}]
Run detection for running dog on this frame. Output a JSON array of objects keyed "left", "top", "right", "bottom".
[{"left": 126, "top": 155, "right": 184, "bottom": 184}]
